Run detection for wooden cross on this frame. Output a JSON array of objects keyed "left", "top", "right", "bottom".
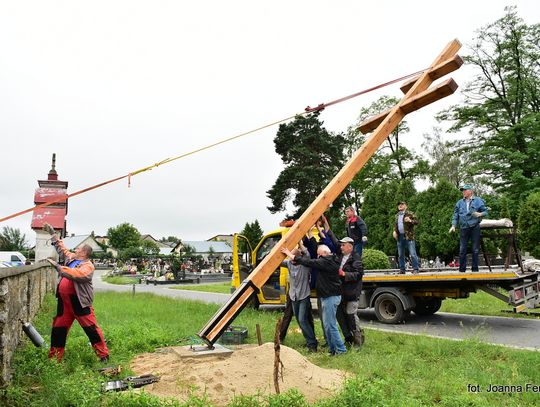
[{"left": 198, "top": 39, "right": 463, "bottom": 346}]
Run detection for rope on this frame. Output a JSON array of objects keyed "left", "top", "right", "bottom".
[{"left": 0, "top": 68, "right": 426, "bottom": 225}]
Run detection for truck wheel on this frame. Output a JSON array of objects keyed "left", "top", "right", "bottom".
[
  {"left": 413, "top": 298, "right": 442, "bottom": 316},
  {"left": 374, "top": 293, "right": 405, "bottom": 324}
]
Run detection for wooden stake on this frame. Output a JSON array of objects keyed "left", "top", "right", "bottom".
[
  {"left": 273, "top": 318, "right": 283, "bottom": 394},
  {"left": 256, "top": 323, "right": 263, "bottom": 346}
]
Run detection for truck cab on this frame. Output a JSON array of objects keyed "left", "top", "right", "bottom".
[
  {"left": 0, "top": 251, "right": 27, "bottom": 267},
  {"left": 231, "top": 229, "right": 288, "bottom": 307}
]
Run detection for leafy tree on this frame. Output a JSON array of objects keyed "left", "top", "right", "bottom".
[
  {"left": 439, "top": 7, "right": 540, "bottom": 203},
  {"left": 422, "top": 128, "right": 468, "bottom": 188},
  {"left": 0, "top": 226, "right": 28, "bottom": 251},
  {"left": 362, "top": 179, "right": 417, "bottom": 255},
  {"left": 267, "top": 112, "right": 347, "bottom": 219},
  {"left": 413, "top": 179, "right": 461, "bottom": 261},
  {"left": 141, "top": 239, "right": 160, "bottom": 256},
  {"left": 118, "top": 246, "right": 144, "bottom": 261},
  {"left": 107, "top": 223, "right": 141, "bottom": 250},
  {"left": 347, "top": 96, "right": 429, "bottom": 208},
  {"left": 517, "top": 191, "right": 540, "bottom": 258}
]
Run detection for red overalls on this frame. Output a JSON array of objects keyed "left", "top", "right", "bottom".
[{"left": 49, "top": 259, "right": 109, "bottom": 361}]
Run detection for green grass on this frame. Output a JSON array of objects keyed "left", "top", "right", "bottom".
[
  {"left": 102, "top": 275, "right": 141, "bottom": 285},
  {"left": 3, "top": 292, "right": 540, "bottom": 406},
  {"left": 441, "top": 290, "right": 540, "bottom": 319},
  {"left": 170, "top": 282, "right": 232, "bottom": 294}
]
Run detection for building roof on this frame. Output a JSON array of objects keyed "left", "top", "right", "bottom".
[
  {"left": 159, "top": 247, "right": 174, "bottom": 256},
  {"left": 181, "top": 241, "right": 232, "bottom": 254},
  {"left": 61, "top": 235, "right": 103, "bottom": 251}
]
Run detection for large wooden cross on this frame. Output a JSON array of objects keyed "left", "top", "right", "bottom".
[{"left": 198, "top": 39, "right": 463, "bottom": 346}]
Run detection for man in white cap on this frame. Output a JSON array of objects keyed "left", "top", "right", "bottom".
[{"left": 449, "top": 184, "right": 488, "bottom": 272}]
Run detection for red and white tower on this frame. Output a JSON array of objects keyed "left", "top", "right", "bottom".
[{"left": 31, "top": 154, "right": 69, "bottom": 261}]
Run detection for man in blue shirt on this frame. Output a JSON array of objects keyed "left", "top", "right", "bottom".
[{"left": 449, "top": 184, "right": 488, "bottom": 272}]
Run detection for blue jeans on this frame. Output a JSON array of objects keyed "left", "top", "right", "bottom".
[
  {"left": 291, "top": 297, "right": 318, "bottom": 349},
  {"left": 353, "top": 242, "right": 363, "bottom": 257},
  {"left": 320, "top": 295, "right": 347, "bottom": 354},
  {"left": 459, "top": 224, "right": 481, "bottom": 272},
  {"left": 397, "top": 234, "right": 419, "bottom": 271}
]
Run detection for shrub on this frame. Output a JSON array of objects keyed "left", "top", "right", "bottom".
[
  {"left": 518, "top": 191, "right": 540, "bottom": 258},
  {"left": 362, "top": 248, "right": 390, "bottom": 270}
]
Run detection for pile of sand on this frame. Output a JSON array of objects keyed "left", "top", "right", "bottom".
[{"left": 130, "top": 343, "right": 347, "bottom": 406}]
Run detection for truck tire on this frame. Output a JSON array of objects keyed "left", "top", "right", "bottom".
[
  {"left": 412, "top": 298, "right": 442, "bottom": 316},
  {"left": 374, "top": 293, "right": 405, "bottom": 324}
]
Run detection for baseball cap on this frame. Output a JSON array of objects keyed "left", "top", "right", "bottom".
[
  {"left": 339, "top": 237, "right": 354, "bottom": 244},
  {"left": 459, "top": 184, "right": 473, "bottom": 191}
]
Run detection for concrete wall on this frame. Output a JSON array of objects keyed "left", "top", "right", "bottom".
[{"left": 0, "top": 262, "right": 56, "bottom": 387}]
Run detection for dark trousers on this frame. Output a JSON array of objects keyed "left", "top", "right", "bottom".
[
  {"left": 280, "top": 295, "right": 314, "bottom": 342},
  {"left": 459, "top": 224, "right": 481, "bottom": 272},
  {"left": 49, "top": 291, "right": 109, "bottom": 361}
]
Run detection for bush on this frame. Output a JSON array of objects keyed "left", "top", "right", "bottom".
[
  {"left": 362, "top": 248, "right": 390, "bottom": 270},
  {"left": 518, "top": 191, "right": 540, "bottom": 258}
]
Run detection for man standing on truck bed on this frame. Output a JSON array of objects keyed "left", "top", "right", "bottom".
[
  {"left": 393, "top": 201, "right": 420, "bottom": 274},
  {"left": 43, "top": 223, "right": 109, "bottom": 362},
  {"left": 449, "top": 184, "right": 488, "bottom": 272},
  {"left": 344, "top": 206, "right": 368, "bottom": 257}
]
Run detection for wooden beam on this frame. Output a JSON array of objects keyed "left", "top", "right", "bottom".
[
  {"left": 198, "top": 39, "right": 462, "bottom": 346},
  {"left": 400, "top": 54, "right": 463, "bottom": 94},
  {"left": 358, "top": 78, "right": 458, "bottom": 133}
]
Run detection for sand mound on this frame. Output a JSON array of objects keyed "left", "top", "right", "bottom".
[{"left": 130, "top": 343, "right": 347, "bottom": 405}]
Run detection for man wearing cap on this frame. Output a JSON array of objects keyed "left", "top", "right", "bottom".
[
  {"left": 392, "top": 201, "right": 420, "bottom": 274},
  {"left": 329, "top": 234, "right": 365, "bottom": 348},
  {"left": 344, "top": 206, "right": 368, "bottom": 257},
  {"left": 449, "top": 184, "right": 488, "bottom": 272}
]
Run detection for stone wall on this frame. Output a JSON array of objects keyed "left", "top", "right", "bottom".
[{"left": 0, "top": 262, "right": 56, "bottom": 387}]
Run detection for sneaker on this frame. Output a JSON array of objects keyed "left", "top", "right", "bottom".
[
  {"left": 399, "top": 270, "right": 406, "bottom": 274},
  {"left": 412, "top": 269, "right": 419, "bottom": 274},
  {"left": 100, "top": 356, "right": 110, "bottom": 364},
  {"left": 307, "top": 347, "right": 317, "bottom": 353}
]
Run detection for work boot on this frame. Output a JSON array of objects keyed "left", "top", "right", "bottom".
[{"left": 100, "top": 356, "right": 110, "bottom": 364}]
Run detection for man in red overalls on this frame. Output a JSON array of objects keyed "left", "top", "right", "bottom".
[{"left": 44, "top": 223, "right": 109, "bottom": 362}]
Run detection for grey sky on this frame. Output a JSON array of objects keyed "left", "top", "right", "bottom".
[{"left": 1, "top": 1, "right": 539, "bottom": 243}]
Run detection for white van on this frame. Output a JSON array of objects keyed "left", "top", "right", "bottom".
[{"left": 0, "top": 251, "right": 27, "bottom": 267}]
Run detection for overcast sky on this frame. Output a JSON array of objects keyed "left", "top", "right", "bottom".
[{"left": 1, "top": 1, "right": 539, "bottom": 244}]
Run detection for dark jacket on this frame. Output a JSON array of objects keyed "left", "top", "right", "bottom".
[
  {"left": 393, "top": 210, "right": 419, "bottom": 241},
  {"left": 346, "top": 216, "right": 368, "bottom": 242},
  {"left": 328, "top": 230, "right": 364, "bottom": 301},
  {"left": 293, "top": 254, "right": 341, "bottom": 298}
]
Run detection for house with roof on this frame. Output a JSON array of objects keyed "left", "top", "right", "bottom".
[
  {"left": 207, "top": 234, "right": 234, "bottom": 247},
  {"left": 62, "top": 235, "right": 104, "bottom": 254}
]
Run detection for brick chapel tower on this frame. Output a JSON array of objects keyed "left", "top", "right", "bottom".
[{"left": 31, "top": 154, "right": 69, "bottom": 261}]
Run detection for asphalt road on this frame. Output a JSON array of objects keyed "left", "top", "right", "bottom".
[{"left": 94, "top": 270, "right": 540, "bottom": 350}]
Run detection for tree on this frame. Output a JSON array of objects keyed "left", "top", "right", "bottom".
[
  {"left": 348, "top": 96, "right": 429, "bottom": 208},
  {"left": 107, "top": 223, "right": 141, "bottom": 250},
  {"left": 141, "top": 239, "right": 160, "bottom": 256},
  {"left": 239, "top": 220, "right": 264, "bottom": 252},
  {"left": 413, "top": 179, "right": 461, "bottom": 261},
  {"left": 439, "top": 7, "right": 540, "bottom": 203},
  {"left": 517, "top": 191, "right": 540, "bottom": 258},
  {"left": 267, "top": 112, "right": 347, "bottom": 219},
  {"left": 0, "top": 226, "right": 28, "bottom": 251},
  {"left": 422, "top": 128, "right": 468, "bottom": 188}
]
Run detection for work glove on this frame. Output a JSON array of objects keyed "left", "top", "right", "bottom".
[
  {"left": 472, "top": 211, "right": 483, "bottom": 218},
  {"left": 362, "top": 236, "right": 368, "bottom": 243},
  {"left": 43, "top": 223, "right": 55, "bottom": 235},
  {"left": 449, "top": 226, "right": 456, "bottom": 233}
]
